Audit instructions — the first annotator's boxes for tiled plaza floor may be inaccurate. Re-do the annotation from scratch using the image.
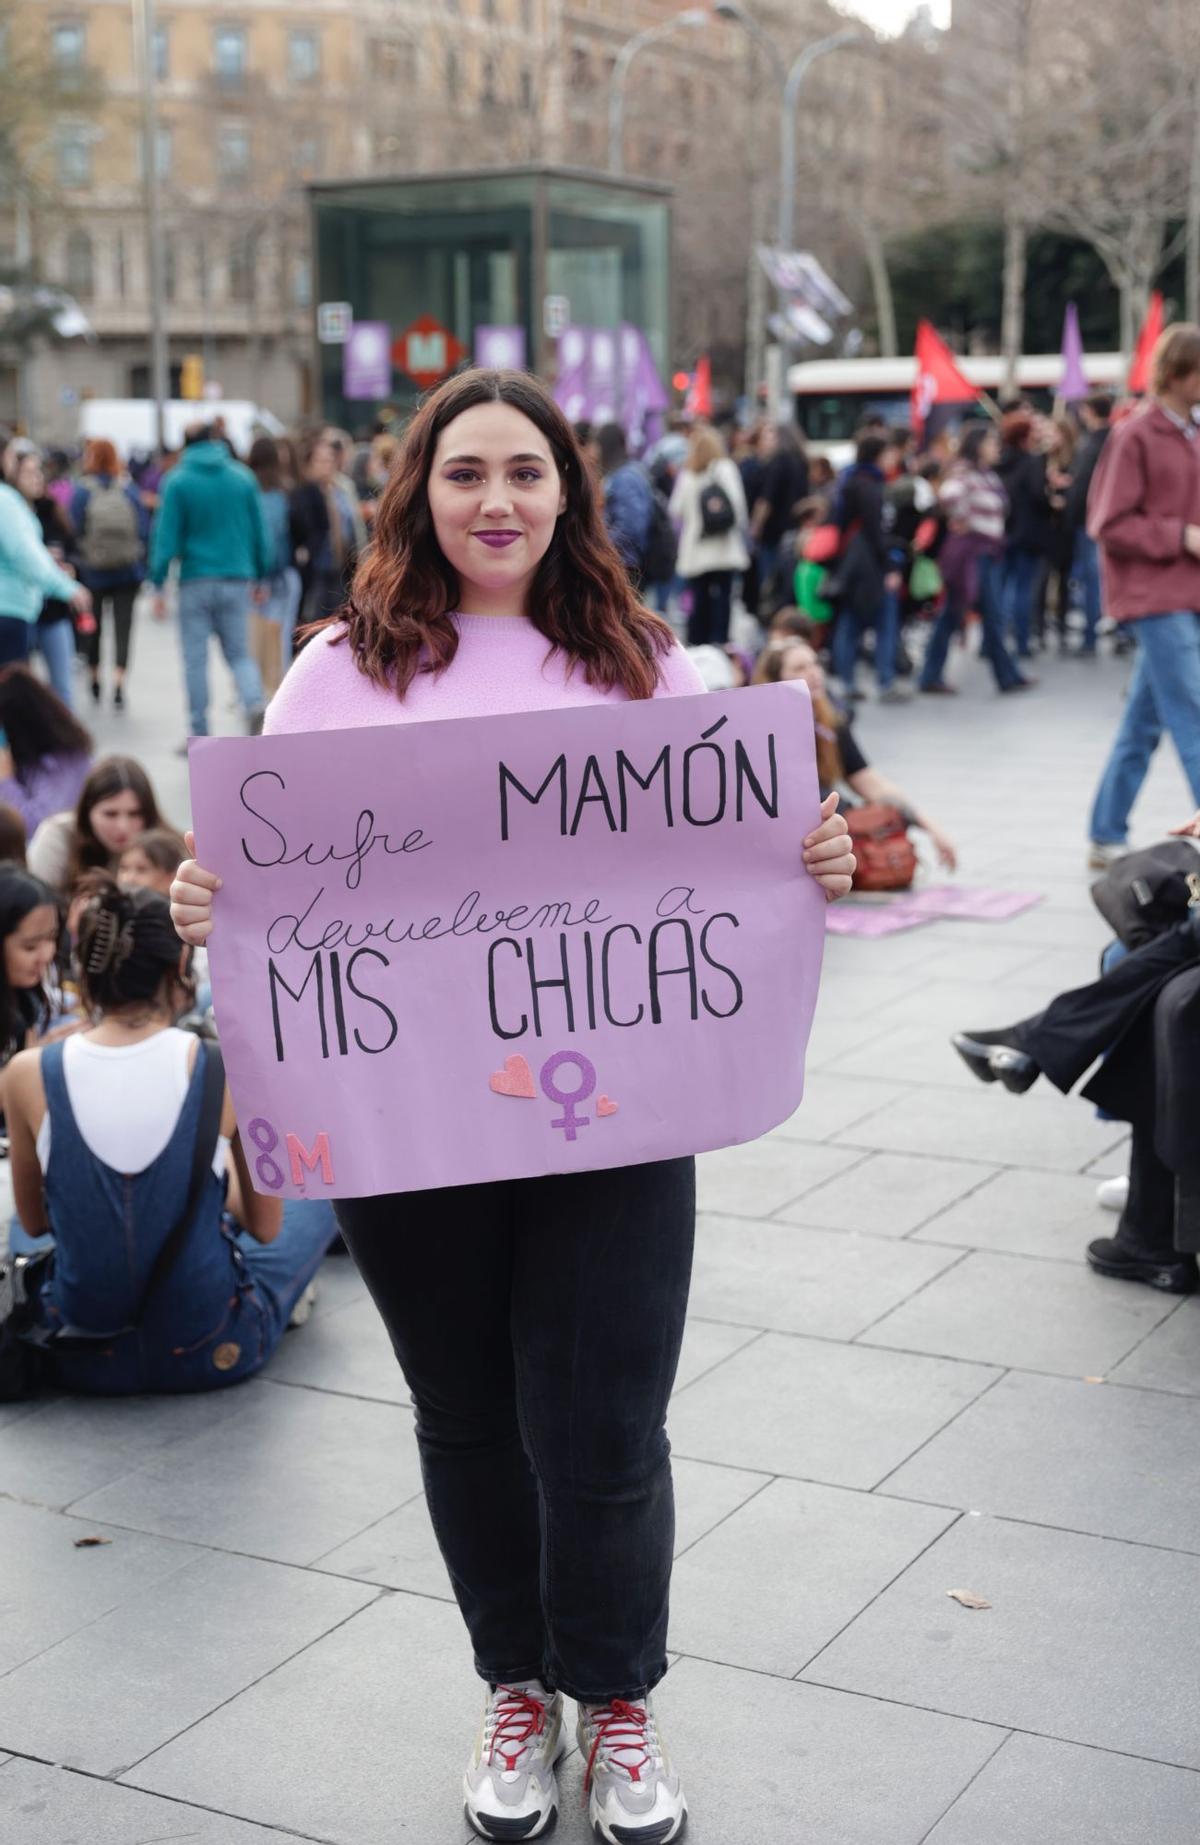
[3,610,1199,1842]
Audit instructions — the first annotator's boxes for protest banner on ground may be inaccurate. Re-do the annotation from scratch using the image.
[189,683,826,1199]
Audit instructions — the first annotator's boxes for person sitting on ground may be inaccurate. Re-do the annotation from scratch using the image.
[0,667,92,843]
[0,867,64,1114]
[754,637,957,868]
[118,826,189,895]
[3,880,338,1393]
[952,808,1200,1295]
[27,755,164,894]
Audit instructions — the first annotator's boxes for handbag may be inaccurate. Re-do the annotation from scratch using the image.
[846,803,919,893]
[908,555,943,602]
[1090,840,1200,950]
[0,1043,226,1401]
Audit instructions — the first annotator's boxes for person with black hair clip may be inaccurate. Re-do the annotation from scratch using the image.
[2,880,336,1393]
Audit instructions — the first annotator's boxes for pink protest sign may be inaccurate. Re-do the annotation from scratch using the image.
[189,684,826,1200]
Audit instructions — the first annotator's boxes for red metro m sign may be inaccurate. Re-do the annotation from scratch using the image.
[392,315,466,390]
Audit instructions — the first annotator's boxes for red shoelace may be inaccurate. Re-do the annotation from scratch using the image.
[583,1699,653,1794]
[487,1687,548,1774]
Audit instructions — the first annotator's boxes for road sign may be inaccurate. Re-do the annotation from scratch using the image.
[317,301,353,345]
[392,314,465,389]
[543,295,570,339]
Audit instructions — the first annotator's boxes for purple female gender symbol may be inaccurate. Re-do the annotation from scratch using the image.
[540,1051,597,1142]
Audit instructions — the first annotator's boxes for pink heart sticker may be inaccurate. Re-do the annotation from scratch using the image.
[490,1055,536,1099]
[597,1095,619,1117]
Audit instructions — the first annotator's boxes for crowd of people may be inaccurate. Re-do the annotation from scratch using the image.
[1,322,1199,1843]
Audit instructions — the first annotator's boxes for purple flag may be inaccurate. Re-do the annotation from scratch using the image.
[475,325,527,370]
[343,322,392,401]
[1059,303,1089,401]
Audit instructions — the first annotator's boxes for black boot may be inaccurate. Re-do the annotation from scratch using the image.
[1086,1236,1197,1294]
[951,1031,1040,1094]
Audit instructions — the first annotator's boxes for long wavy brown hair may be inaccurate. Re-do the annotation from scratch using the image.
[335,369,673,701]
[752,640,844,787]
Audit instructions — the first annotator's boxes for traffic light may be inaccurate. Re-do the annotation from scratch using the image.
[180,353,205,401]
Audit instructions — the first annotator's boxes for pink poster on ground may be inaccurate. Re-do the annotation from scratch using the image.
[189,685,826,1200]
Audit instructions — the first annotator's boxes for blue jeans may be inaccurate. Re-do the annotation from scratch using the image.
[177,577,263,736]
[1073,531,1103,649]
[36,619,76,708]
[1089,611,1200,845]
[1001,546,1040,656]
[834,585,900,692]
[259,566,302,669]
[920,552,1024,691]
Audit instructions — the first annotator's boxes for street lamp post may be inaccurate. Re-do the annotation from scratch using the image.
[608,10,708,176]
[715,1,862,410]
[132,0,170,449]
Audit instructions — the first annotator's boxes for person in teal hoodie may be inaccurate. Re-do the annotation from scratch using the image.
[0,451,92,669]
[149,426,272,737]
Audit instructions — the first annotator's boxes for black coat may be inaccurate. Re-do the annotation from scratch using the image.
[996,447,1052,555]
[832,467,888,621]
[1063,425,1110,535]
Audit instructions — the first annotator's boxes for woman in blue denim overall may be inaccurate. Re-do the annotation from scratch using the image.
[4,880,334,1393]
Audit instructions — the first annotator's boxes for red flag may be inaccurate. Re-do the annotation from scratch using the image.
[1127,292,1164,395]
[911,320,978,439]
[684,355,712,418]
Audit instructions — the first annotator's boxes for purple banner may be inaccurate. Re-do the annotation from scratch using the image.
[343,322,392,401]
[475,325,527,371]
[1059,303,1089,401]
[554,325,668,449]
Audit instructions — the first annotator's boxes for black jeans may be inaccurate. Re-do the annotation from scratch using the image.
[85,582,138,673]
[685,570,734,647]
[335,1157,695,1703]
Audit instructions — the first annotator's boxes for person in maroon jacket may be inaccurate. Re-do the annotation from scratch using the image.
[1087,324,1200,868]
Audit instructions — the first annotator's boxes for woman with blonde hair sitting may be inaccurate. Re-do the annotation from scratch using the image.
[669,426,750,647]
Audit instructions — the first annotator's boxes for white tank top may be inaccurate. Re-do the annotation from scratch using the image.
[37,1029,228,1178]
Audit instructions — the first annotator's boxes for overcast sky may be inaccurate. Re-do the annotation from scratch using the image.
[836,0,951,32]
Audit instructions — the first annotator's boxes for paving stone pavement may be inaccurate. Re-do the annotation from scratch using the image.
[3,614,1199,1842]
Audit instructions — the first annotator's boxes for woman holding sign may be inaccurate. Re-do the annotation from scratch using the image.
[171,369,854,1845]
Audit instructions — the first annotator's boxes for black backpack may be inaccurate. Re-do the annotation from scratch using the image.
[699,474,736,538]
[641,489,678,584]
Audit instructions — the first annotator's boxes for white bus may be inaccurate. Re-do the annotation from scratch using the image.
[788,352,1127,465]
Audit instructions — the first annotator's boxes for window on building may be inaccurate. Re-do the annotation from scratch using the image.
[292,254,312,309]
[481,57,496,105]
[213,24,247,86]
[113,228,127,296]
[371,38,416,85]
[56,125,91,189]
[151,23,169,81]
[288,30,319,83]
[521,0,533,30]
[0,21,10,67]
[228,235,255,304]
[445,47,459,94]
[569,46,591,90]
[291,133,320,176]
[139,124,173,181]
[483,0,496,20]
[519,66,533,111]
[216,122,250,180]
[65,227,93,298]
[163,237,176,302]
[52,21,86,71]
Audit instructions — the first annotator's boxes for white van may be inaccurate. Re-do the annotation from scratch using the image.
[78,399,284,458]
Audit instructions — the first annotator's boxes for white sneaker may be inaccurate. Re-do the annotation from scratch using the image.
[464,1680,565,1840]
[1087,842,1125,871]
[287,1281,318,1328]
[578,1695,687,1843]
[1096,1174,1130,1214]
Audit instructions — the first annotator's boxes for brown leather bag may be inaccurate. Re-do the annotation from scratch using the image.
[846,803,918,893]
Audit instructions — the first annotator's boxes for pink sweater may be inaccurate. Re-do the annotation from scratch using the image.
[264,613,705,734]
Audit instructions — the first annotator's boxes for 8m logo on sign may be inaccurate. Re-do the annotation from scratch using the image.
[392,315,465,389]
